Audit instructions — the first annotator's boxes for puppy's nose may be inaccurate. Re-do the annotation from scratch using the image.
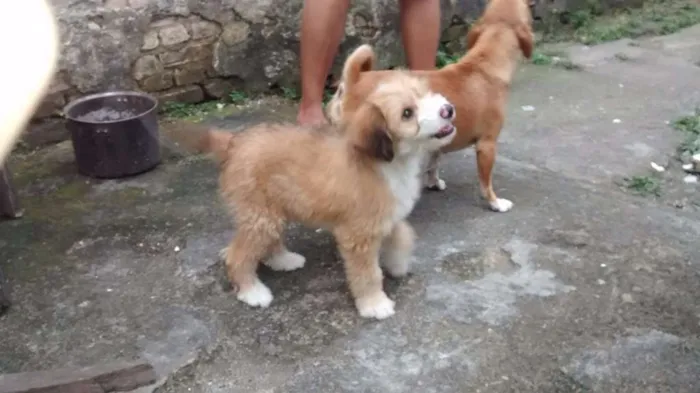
[439,103,455,119]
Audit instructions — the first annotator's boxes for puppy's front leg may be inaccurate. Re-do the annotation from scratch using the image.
[335,230,395,320]
[423,150,447,191]
[476,138,513,213]
[381,220,416,278]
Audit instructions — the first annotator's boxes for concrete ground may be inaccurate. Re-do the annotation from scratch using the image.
[2,26,700,393]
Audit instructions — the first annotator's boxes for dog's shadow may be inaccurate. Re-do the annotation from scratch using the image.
[212,224,403,302]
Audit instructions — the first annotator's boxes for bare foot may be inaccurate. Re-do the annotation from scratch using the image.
[297,103,328,126]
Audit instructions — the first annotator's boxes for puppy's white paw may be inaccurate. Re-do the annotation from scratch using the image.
[237,279,273,308]
[356,292,396,320]
[489,198,514,213]
[264,251,306,271]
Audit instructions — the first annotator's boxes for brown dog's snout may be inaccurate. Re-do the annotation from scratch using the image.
[439,104,455,120]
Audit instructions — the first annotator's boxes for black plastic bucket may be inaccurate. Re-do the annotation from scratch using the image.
[63,91,161,179]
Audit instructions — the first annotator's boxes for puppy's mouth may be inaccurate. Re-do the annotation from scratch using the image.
[432,124,455,139]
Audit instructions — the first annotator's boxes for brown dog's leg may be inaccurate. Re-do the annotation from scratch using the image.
[476,139,513,212]
[263,239,307,272]
[225,218,282,308]
[423,151,446,191]
[335,230,395,319]
[381,220,416,278]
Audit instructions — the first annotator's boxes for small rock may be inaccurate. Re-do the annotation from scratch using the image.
[683,163,694,171]
[613,118,622,124]
[600,263,607,267]
[683,175,698,184]
[521,105,535,112]
[141,30,159,51]
[132,55,164,81]
[597,279,606,285]
[159,23,191,47]
[174,246,180,252]
[190,20,220,40]
[693,154,700,163]
[673,199,687,209]
[650,162,665,172]
[621,293,634,303]
[221,22,251,46]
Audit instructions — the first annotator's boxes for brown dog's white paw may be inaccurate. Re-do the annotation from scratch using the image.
[489,198,514,212]
[237,278,273,308]
[264,250,306,271]
[424,178,447,191]
[355,292,396,320]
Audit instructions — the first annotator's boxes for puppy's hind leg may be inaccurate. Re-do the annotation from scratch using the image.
[335,229,395,320]
[263,239,306,272]
[423,151,446,191]
[381,220,416,278]
[225,218,282,308]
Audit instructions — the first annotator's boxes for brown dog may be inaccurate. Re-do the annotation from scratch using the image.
[326,0,534,213]
[196,72,456,319]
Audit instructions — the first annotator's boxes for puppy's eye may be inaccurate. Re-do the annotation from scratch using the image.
[401,108,413,120]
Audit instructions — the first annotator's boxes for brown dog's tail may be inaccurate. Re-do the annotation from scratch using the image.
[163,120,235,164]
[342,44,375,88]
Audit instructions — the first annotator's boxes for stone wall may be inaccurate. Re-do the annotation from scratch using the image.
[36,0,486,124]
[29,0,638,145]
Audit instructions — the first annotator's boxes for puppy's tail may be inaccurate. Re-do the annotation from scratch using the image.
[200,129,236,164]
[342,44,375,88]
[163,120,235,164]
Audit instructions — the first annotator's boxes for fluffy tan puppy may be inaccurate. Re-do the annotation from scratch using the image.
[326,0,534,213]
[195,73,456,319]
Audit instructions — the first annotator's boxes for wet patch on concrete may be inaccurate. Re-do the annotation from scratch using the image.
[425,238,576,326]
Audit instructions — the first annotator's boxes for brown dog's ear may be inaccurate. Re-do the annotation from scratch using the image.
[515,24,534,59]
[342,44,375,89]
[349,103,394,162]
[466,23,484,50]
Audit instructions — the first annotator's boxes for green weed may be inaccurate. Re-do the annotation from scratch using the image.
[228,90,248,105]
[672,109,700,158]
[624,175,661,197]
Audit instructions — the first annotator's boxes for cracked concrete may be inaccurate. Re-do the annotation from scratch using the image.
[2,26,700,392]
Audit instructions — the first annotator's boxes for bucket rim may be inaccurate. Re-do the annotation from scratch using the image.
[63,90,158,125]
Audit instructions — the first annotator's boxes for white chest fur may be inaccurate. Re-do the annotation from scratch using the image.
[380,152,424,225]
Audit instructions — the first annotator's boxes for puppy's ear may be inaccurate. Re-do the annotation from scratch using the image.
[466,23,484,50]
[342,44,375,89]
[349,103,394,162]
[515,24,534,59]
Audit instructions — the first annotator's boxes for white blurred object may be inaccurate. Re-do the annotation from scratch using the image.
[650,162,665,172]
[683,175,698,184]
[0,0,59,165]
